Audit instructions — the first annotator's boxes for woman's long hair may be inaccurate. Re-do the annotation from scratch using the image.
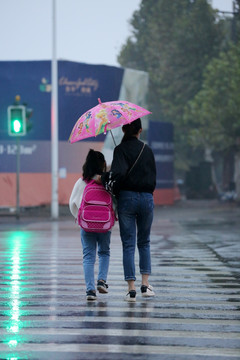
[82,149,106,181]
[122,118,142,142]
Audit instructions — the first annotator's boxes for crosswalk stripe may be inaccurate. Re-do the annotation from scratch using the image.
[0,218,239,360]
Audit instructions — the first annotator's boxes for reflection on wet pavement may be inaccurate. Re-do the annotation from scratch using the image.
[0,209,240,359]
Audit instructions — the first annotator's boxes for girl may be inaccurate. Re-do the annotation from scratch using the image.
[69,149,111,301]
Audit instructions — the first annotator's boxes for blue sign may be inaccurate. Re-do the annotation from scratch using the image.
[148,121,174,189]
[0,60,124,141]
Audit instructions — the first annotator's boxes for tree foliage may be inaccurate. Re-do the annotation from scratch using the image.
[117,0,226,170]
[184,43,240,152]
[118,0,223,125]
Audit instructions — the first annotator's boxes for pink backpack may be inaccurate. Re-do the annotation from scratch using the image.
[78,179,115,233]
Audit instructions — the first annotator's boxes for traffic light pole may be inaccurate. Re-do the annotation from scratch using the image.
[7,97,27,219]
[16,136,20,219]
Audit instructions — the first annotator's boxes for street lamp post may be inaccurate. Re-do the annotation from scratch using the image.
[51,0,59,219]
[217,0,239,43]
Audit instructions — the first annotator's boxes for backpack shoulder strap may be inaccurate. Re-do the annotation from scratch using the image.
[85,179,96,187]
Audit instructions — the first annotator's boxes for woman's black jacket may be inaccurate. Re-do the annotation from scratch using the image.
[102,136,156,198]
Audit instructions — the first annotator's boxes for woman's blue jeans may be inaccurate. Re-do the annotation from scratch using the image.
[118,191,154,281]
[81,229,111,292]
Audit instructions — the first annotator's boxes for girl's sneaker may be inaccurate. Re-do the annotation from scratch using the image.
[97,280,109,293]
[141,284,155,297]
[86,290,97,301]
[125,290,136,302]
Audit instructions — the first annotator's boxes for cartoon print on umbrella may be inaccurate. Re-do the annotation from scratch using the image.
[71,110,93,139]
[69,98,151,144]
[95,108,109,136]
[111,109,123,118]
[84,111,93,133]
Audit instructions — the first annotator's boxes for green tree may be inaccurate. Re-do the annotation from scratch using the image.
[184,43,240,197]
[184,43,240,152]
[118,0,224,170]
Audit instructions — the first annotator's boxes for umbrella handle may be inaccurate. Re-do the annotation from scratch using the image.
[110,130,117,147]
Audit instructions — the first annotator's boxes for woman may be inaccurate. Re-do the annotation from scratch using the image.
[102,118,156,302]
[69,149,111,301]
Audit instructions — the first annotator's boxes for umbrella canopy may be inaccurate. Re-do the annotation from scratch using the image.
[69,98,151,144]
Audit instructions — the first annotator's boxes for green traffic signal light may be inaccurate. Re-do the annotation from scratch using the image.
[8,106,26,136]
[12,119,22,133]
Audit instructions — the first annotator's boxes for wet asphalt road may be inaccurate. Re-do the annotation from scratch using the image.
[0,200,239,359]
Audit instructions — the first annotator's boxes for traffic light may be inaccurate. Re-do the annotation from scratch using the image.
[23,104,33,132]
[8,105,26,136]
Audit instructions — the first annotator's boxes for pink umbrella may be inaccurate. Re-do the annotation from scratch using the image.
[69,98,151,145]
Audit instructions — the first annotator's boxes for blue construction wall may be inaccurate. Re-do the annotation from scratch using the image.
[0,60,124,141]
[0,60,124,206]
[148,121,174,189]
[0,60,124,173]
